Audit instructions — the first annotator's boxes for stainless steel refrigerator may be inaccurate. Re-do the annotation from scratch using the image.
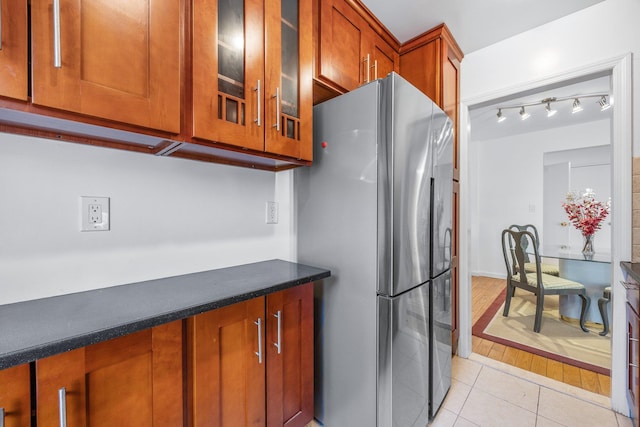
[296,72,453,426]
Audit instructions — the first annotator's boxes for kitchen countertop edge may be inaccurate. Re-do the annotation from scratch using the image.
[621,261,640,283]
[0,259,331,370]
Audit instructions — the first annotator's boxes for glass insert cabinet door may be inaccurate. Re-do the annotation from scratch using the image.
[264,0,312,160]
[192,0,312,161]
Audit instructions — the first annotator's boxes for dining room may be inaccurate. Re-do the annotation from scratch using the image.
[466,72,613,389]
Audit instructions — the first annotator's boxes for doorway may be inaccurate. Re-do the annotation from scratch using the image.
[467,75,613,393]
[457,54,632,413]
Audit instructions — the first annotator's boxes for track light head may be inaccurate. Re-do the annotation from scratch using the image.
[545,102,557,117]
[572,98,583,114]
[497,109,506,123]
[598,95,611,111]
[519,106,530,121]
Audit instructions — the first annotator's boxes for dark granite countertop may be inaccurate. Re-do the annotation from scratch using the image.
[621,261,640,284]
[0,259,330,370]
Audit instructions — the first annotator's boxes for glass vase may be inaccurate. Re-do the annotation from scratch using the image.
[582,234,595,258]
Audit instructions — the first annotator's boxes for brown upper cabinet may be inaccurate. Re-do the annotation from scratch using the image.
[30,0,182,134]
[399,24,463,179]
[367,31,397,86]
[1,0,460,172]
[0,0,28,101]
[192,0,313,161]
[313,0,399,104]
[0,363,31,427]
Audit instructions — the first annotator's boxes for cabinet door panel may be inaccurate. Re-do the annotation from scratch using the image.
[31,0,181,133]
[317,0,364,92]
[265,0,313,160]
[192,0,265,151]
[443,53,460,180]
[189,297,266,427]
[0,0,28,100]
[369,34,397,83]
[36,321,183,427]
[399,40,439,104]
[266,283,313,427]
[86,353,153,426]
[0,364,31,427]
[36,348,87,427]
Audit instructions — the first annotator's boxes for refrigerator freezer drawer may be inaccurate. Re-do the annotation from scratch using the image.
[378,283,430,427]
[431,270,452,418]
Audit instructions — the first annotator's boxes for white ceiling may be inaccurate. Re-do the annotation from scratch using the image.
[359,0,606,53]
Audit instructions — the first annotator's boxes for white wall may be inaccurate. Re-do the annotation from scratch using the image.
[469,119,611,278]
[0,133,295,305]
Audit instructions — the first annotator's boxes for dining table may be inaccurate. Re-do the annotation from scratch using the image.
[539,246,611,325]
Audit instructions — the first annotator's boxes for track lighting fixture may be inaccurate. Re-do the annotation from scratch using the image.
[495,92,609,124]
[572,98,583,114]
[598,95,611,111]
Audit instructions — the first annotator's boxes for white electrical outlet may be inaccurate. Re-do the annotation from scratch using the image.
[266,201,278,224]
[81,196,110,231]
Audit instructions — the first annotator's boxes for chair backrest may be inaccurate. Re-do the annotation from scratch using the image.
[507,224,541,263]
[501,228,542,288]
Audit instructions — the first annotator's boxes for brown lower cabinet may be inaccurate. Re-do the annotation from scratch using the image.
[188,282,314,427]
[2,283,313,426]
[265,284,314,427]
[36,321,184,427]
[0,363,31,427]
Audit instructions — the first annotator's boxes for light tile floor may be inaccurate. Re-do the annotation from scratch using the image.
[307,353,633,427]
[431,354,632,427]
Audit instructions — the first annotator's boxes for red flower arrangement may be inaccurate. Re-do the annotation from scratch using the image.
[562,189,610,237]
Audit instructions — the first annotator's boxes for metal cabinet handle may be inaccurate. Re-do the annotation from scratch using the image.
[273,310,282,354]
[53,0,62,67]
[1,407,5,427]
[631,363,639,369]
[254,80,261,127]
[631,337,639,343]
[58,387,67,427]
[373,60,378,80]
[272,88,280,131]
[363,54,370,83]
[255,318,263,364]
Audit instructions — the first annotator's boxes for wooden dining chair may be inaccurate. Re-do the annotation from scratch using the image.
[508,224,560,277]
[501,228,590,333]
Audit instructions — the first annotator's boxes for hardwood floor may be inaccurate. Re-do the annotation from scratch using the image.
[471,275,611,396]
